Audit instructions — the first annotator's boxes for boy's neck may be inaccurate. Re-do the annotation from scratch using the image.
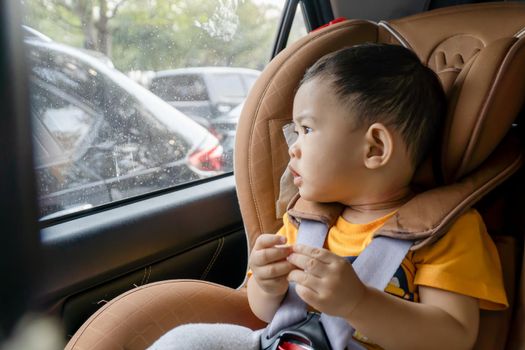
[342,187,414,224]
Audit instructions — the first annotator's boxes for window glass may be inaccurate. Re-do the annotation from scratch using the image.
[208,74,245,99]
[31,83,105,216]
[23,0,306,219]
[150,75,209,102]
[38,93,95,154]
[242,75,257,92]
[288,5,308,46]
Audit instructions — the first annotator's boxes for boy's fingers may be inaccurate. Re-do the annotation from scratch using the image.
[257,276,289,293]
[292,244,333,263]
[254,234,287,250]
[250,246,292,267]
[286,253,326,277]
[255,260,295,280]
[288,269,321,293]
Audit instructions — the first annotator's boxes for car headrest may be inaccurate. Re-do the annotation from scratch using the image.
[382,2,525,184]
[235,3,525,250]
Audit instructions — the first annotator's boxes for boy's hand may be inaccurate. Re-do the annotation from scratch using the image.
[287,244,367,319]
[249,234,294,296]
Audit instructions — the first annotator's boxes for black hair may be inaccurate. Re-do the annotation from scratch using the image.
[300,43,447,168]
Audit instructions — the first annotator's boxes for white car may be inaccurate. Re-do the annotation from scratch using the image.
[26,35,223,218]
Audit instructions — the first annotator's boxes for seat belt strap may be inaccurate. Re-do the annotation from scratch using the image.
[321,236,413,350]
[267,219,328,337]
[266,219,412,350]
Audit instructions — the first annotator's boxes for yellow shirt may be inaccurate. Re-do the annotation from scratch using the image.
[277,209,508,310]
[276,209,508,348]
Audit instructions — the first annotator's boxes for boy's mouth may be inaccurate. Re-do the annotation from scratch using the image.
[289,166,300,177]
[289,166,302,185]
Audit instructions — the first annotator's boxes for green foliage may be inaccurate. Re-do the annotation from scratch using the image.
[22,0,285,72]
[22,0,85,47]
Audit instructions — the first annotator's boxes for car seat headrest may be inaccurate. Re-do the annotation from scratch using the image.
[235,3,525,250]
[381,2,525,183]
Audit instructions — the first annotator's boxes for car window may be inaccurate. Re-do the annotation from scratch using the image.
[23,0,307,220]
[150,75,209,102]
[208,73,245,99]
[34,86,97,156]
[242,74,259,92]
[29,50,196,219]
[31,83,106,217]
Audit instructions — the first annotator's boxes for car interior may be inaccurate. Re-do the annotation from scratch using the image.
[1,0,525,350]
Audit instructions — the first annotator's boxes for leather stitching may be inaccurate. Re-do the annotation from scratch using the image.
[201,237,224,280]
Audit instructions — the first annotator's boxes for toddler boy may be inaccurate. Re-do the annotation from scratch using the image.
[247,43,507,350]
[148,43,507,350]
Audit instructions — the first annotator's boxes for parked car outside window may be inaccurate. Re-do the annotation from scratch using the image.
[148,67,261,170]
[27,35,223,219]
[149,67,260,119]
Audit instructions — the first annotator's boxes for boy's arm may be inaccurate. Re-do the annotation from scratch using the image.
[287,244,480,350]
[247,276,286,322]
[348,285,479,350]
[247,234,294,322]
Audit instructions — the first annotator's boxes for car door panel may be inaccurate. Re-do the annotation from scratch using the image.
[38,175,247,335]
[61,226,246,336]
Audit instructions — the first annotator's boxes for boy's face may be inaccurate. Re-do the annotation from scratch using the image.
[289,78,369,204]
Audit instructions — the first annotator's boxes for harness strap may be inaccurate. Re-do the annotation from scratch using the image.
[267,220,327,336]
[320,236,413,350]
[266,219,412,350]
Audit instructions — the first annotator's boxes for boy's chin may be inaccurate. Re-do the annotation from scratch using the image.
[298,189,335,203]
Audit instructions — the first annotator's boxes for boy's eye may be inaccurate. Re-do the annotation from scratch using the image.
[290,125,312,136]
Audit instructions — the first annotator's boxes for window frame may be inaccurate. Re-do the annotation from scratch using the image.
[271,0,334,57]
[0,0,41,338]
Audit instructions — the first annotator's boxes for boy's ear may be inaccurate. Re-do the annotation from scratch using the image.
[363,123,393,169]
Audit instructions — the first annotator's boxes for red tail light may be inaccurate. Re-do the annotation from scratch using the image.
[207,126,223,141]
[189,143,223,171]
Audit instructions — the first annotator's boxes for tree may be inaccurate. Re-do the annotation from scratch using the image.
[23,0,284,72]
[23,0,128,55]
[110,0,280,71]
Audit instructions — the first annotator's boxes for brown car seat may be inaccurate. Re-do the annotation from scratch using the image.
[65,3,525,349]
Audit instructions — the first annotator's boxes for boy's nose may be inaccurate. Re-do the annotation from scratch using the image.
[288,142,301,158]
